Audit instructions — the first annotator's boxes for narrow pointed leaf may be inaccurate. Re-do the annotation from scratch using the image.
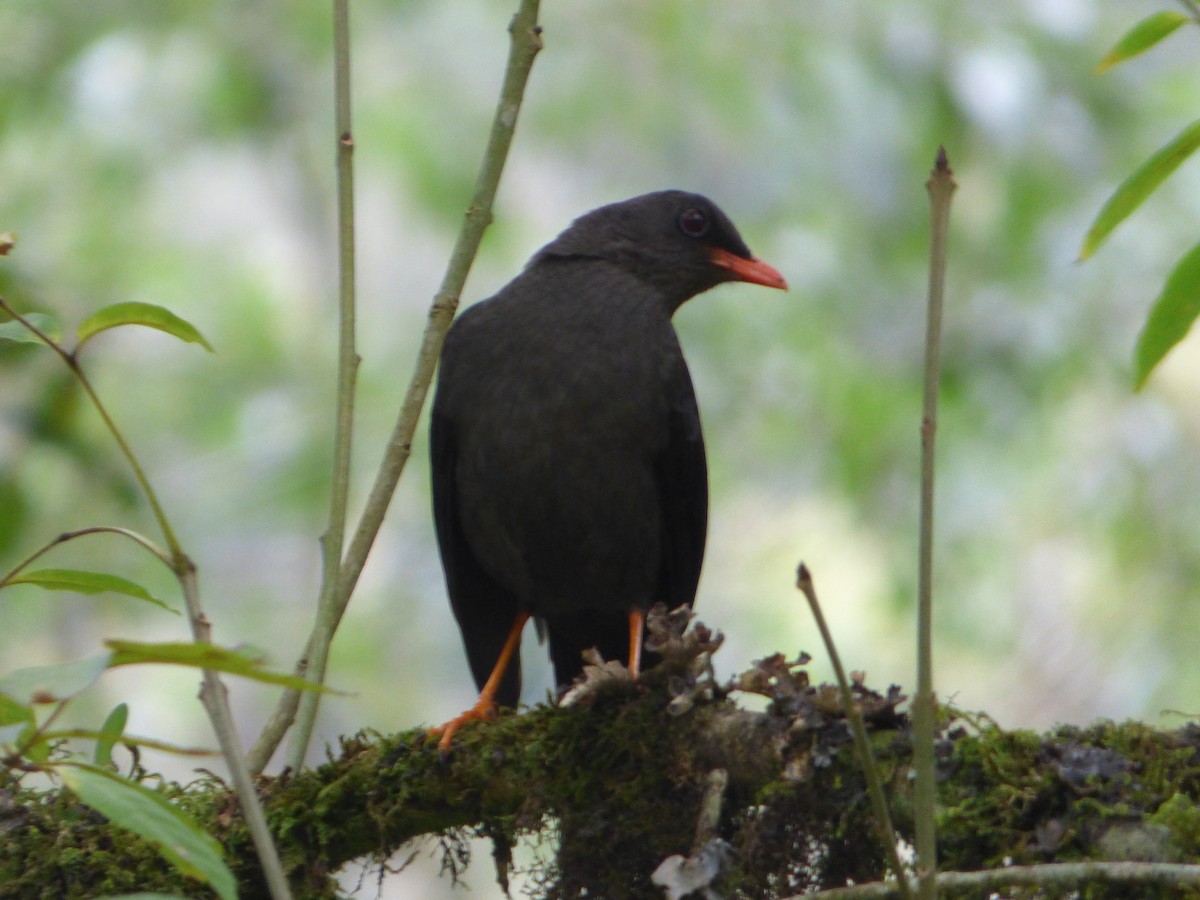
[76,301,213,352]
[1134,240,1200,389]
[1097,11,1189,72]
[93,702,129,767]
[0,652,112,705]
[60,763,235,900]
[0,312,62,345]
[1080,119,1200,260]
[41,727,212,758]
[106,639,336,692]
[5,567,175,612]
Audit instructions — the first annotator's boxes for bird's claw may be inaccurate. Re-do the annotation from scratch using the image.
[427,699,498,751]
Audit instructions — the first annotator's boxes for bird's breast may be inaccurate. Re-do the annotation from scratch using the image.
[444,289,686,614]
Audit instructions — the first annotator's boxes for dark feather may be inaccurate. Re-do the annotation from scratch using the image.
[430,408,523,707]
[430,190,783,705]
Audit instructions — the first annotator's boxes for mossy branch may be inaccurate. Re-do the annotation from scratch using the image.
[7,673,1200,899]
[808,862,1200,899]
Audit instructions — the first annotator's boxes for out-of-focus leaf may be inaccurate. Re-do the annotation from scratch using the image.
[76,301,214,352]
[1080,119,1200,260]
[0,652,112,705]
[1096,11,1189,72]
[1134,240,1200,389]
[106,640,335,692]
[0,312,62,345]
[0,693,35,747]
[4,568,175,612]
[93,702,129,767]
[0,231,14,255]
[60,763,235,900]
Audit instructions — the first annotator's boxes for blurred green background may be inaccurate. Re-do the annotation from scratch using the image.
[3,0,1200,894]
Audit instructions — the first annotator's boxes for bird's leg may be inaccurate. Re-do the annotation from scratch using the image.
[627,609,645,679]
[429,612,530,751]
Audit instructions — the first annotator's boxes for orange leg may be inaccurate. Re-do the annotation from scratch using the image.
[628,609,645,679]
[429,612,530,751]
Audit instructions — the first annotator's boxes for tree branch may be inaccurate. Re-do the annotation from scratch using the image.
[8,667,1199,898]
[249,0,544,776]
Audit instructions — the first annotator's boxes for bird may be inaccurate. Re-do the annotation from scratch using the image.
[428,190,787,749]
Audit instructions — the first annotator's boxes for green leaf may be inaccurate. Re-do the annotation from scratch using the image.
[60,763,236,900]
[106,640,335,692]
[0,693,35,747]
[76,301,214,352]
[93,703,129,767]
[1080,119,1200,260]
[1097,11,1189,72]
[0,652,112,705]
[0,312,62,345]
[5,568,176,612]
[98,895,194,900]
[1134,240,1200,389]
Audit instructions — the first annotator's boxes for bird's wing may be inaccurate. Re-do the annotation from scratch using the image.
[654,364,709,609]
[430,406,523,707]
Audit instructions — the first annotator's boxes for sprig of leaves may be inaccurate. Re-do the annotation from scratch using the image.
[1083,11,1200,388]
[0,642,330,897]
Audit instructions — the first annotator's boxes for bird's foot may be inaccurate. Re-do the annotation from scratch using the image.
[427,698,498,751]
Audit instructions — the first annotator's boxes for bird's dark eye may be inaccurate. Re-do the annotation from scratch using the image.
[678,207,710,238]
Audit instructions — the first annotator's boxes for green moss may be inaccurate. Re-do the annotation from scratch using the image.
[1151,793,1200,858]
[5,693,1200,897]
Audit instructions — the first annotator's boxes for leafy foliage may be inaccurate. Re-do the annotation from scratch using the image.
[3,2,1200,896]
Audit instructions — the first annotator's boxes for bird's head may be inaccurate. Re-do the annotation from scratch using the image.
[534,190,788,310]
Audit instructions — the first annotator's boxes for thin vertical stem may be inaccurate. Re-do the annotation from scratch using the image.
[183,569,293,900]
[797,565,913,900]
[914,146,956,900]
[282,0,359,774]
[250,0,544,774]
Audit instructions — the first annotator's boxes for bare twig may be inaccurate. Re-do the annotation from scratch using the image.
[914,146,956,899]
[694,768,728,846]
[796,565,912,900]
[335,0,543,623]
[180,568,293,900]
[279,0,360,775]
[249,0,545,773]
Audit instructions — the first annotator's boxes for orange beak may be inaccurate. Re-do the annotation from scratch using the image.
[707,247,788,290]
